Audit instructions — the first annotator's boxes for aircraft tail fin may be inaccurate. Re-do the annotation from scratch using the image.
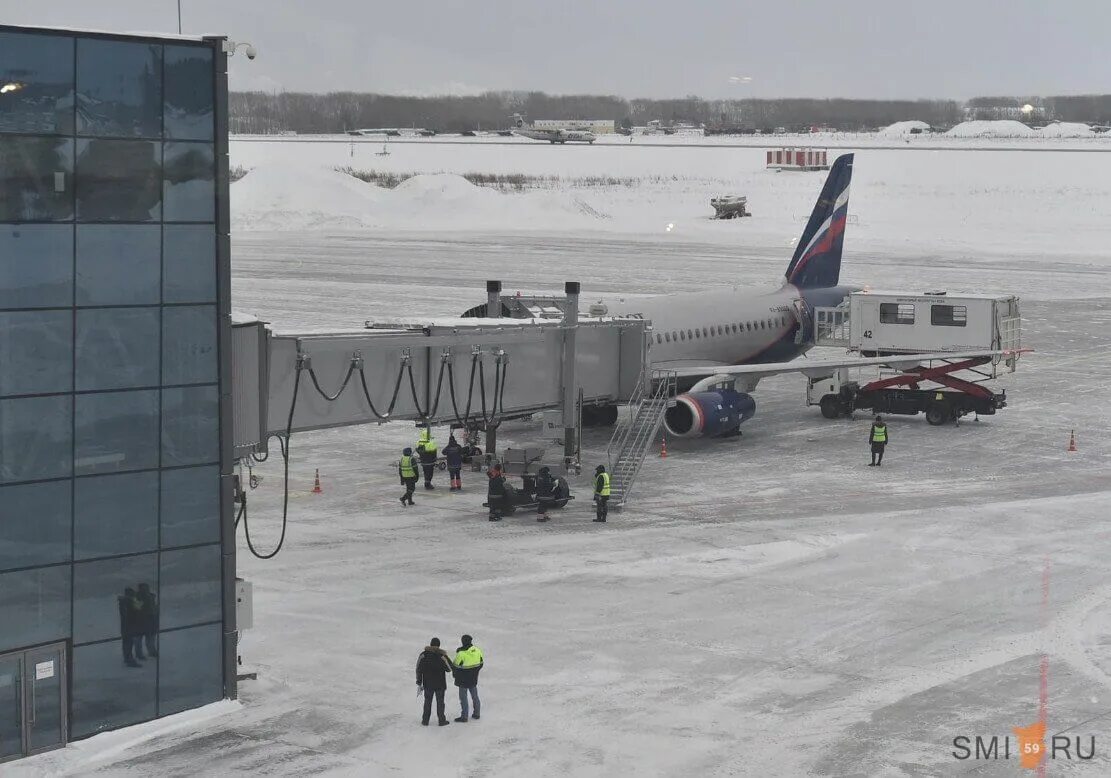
[784,153,854,289]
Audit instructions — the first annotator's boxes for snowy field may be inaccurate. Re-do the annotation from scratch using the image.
[15,139,1111,777]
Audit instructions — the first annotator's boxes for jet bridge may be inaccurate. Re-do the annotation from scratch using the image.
[231,283,648,468]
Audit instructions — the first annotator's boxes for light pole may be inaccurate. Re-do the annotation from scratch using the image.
[177,0,182,34]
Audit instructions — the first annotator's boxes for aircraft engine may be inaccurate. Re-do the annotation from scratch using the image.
[663,390,756,438]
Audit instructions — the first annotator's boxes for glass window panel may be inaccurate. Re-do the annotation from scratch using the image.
[74,390,158,476]
[163,305,216,385]
[164,46,214,141]
[0,395,72,484]
[0,136,74,221]
[0,32,75,135]
[0,225,73,309]
[162,385,219,467]
[158,623,222,716]
[75,225,160,305]
[163,142,214,222]
[160,544,221,630]
[0,480,71,572]
[71,640,156,739]
[161,465,220,548]
[0,565,70,653]
[163,225,215,303]
[75,39,162,139]
[73,553,156,643]
[0,310,72,396]
[76,307,159,391]
[74,471,158,560]
[75,139,161,222]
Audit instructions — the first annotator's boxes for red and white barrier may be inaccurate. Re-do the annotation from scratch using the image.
[766,148,829,170]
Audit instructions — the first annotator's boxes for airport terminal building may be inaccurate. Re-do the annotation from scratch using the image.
[1,25,236,763]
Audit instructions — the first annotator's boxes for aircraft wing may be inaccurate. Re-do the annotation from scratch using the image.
[668,350,1023,382]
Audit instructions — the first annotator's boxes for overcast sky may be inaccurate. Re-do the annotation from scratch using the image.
[3,1,1108,99]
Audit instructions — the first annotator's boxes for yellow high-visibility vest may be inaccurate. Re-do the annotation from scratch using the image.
[871,425,887,443]
[596,472,611,496]
[454,645,484,668]
[400,455,418,478]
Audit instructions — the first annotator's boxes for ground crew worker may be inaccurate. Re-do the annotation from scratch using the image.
[452,634,484,722]
[443,435,464,491]
[535,466,556,522]
[416,637,453,726]
[399,447,419,505]
[869,415,889,467]
[416,428,439,489]
[487,465,507,521]
[593,464,611,522]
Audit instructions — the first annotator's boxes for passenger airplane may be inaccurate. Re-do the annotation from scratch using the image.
[579,153,860,436]
[510,114,597,144]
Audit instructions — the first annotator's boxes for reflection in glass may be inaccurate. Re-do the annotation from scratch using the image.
[0,395,72,484]
[0,135,74,221]
[75,224,160,305]
[163,225,216,303]
[72,553,156,643]
[158,623,222,716]
[74,390,159,476]
[76,307,159,391]
[161,465,220,547]
[75,39,162,138]
[0,565,71,653]
[76,139,161,222]
[0,225,73,309]
[163,142,215,222]
[74,471,158,560]
[160,544,221,629]
[163,306,217,385]
[161,385,219,466]
[0,310,72,396]
[71,640,156,738]
[164,46,214,141]
[0,32,75,135]
[0,480,71,572]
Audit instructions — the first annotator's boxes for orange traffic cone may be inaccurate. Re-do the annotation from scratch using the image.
[1068,430,1077,452]
[312,468,323,493]
[659,438,668,458]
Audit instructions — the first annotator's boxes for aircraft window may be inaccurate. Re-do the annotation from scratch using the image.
[663,332,670,343]
[731,324,737,333]
[687,329,693,339]
[880,303,915,325]
[702,327,709,338]
[931,304,967,327]
[761,320,767,329]
[718,325,725,335]
[679,331,685,341]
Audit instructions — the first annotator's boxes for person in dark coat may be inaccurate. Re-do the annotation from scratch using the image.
[135,582,158,659]
[399,447,419,506]
[868,415,889,467]
[535,466,556,522]
[443,435,464,491]
[487,465,507,522]
[117,587,142,667]
[416,637,453,726]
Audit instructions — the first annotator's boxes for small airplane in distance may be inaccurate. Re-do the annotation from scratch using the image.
[510,114,597,144]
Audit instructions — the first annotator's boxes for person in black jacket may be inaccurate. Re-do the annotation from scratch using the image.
[443,435,464,491]
[487,465,507,522]
[117,587,142,667]
[535,466,556,522]
[135,582,158,659]
[416,637,453,726]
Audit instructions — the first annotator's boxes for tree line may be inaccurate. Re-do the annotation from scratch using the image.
[228,90,1111,135]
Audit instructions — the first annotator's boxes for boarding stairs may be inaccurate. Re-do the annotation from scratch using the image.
[606,369,677,508]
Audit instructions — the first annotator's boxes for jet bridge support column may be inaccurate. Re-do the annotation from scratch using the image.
[562,281,580,470]
[485,280,501,460]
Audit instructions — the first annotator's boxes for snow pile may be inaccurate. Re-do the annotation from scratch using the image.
[878,120,930,138]
[232,167,608,231]
[231,163,385,230]
[945,120,1037,138]
[1038,121,1094,138]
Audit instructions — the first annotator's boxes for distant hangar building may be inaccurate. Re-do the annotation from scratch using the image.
[531,119,616,134]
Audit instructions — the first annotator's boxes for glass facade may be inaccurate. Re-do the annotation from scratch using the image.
[0,26,231,748]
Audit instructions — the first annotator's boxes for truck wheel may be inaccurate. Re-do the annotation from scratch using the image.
[819,395,843,419]
[925,402,949,426]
